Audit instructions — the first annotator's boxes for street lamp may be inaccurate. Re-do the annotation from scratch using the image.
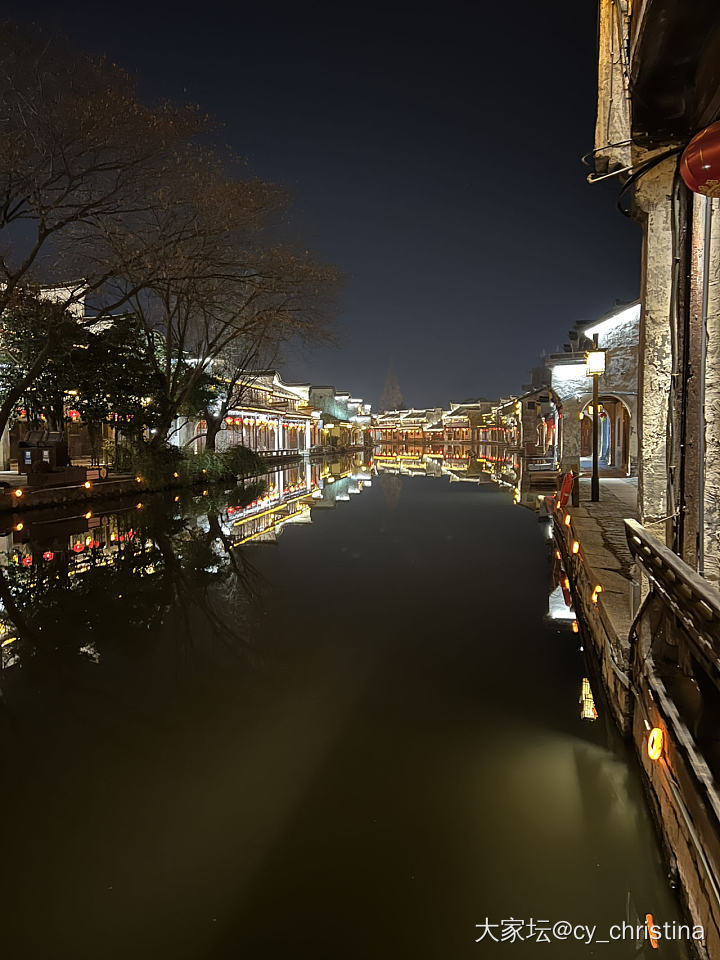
[585,333,606,502]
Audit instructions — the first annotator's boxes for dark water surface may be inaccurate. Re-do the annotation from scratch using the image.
[0,464,685,958]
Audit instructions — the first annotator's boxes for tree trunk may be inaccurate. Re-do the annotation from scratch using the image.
[148,407,178,449]
[205,416,222,452]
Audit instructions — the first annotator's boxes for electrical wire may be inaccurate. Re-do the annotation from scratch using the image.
[615,147,683,217]
[581,139,635,167]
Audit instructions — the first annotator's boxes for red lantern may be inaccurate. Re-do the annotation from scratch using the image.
[67,409,81,421]
[681,122,720,197]
[72,542,84,553]
[42,550,54,561]
[21,555,32,567]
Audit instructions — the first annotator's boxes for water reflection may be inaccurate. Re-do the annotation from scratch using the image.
[0,453,689,959]
[0,454,372,676]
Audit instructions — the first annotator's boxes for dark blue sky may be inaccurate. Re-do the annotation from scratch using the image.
[4,0,640,408]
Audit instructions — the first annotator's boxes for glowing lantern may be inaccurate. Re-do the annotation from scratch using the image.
[225,417,234,425]
[42,551,54,561]
[647,727,664,761]
[67,409,81,421]
[564,513,571,526]
[680,121,720,197]
[72,542,84,553]
[572,540,580,554]
[585,350,606,376]
[571,620,579,633]
[21,555,32,567]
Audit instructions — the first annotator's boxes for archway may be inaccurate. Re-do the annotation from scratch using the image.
[579,395,632,475]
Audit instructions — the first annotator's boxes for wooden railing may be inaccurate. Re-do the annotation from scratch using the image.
[625,518,720,687]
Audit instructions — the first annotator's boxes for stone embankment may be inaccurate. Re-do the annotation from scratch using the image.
[556,477,720,960]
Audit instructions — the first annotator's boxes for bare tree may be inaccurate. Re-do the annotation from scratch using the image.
[0,22,210,438]
[116,167,338,448]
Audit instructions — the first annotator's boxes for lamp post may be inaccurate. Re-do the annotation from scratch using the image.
[585,333,606,502]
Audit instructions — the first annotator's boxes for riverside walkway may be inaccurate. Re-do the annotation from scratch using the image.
[557,473,720,959]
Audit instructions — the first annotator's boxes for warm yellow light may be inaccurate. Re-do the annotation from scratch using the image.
[592,584,604,603]
[173,472,179,478]
[14,522,23,531]
[84,511,92,519]
[571,620,579,633]
[136,476,143,483]
[84,481,91,489]
[563,577,570,590]
[136,503,143,510]
[564,513,571,526]
[14,489,22,498]
[555,549,561,560]
[585,349,606,376]
[174,495,180,502]
[646,914,660,950]
[578,411,583,420]
[572,540,580,554]
[647,728,663,761]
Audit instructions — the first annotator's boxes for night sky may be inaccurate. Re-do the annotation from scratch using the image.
[3,1,641,408]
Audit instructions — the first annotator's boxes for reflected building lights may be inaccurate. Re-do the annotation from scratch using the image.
[580,677,598,721]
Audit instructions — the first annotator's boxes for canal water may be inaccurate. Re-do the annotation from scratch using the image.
[0,458,687,958]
